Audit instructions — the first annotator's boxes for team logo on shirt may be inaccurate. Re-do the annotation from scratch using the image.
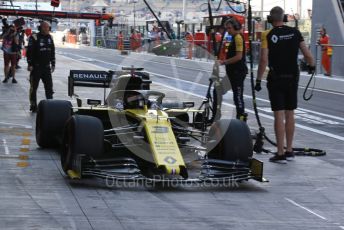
[271,35,279,43]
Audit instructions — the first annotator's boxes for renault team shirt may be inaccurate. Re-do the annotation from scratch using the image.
[261,25,304,75]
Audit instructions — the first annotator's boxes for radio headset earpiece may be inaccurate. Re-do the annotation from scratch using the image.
[267,14,288,24]
[37,21,52,32]
[225,17,242,30]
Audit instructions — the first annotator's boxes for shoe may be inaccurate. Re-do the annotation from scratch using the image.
[285,151,295,160]
[2,77,9,83]
[16,65,21,69]
[12,78,17,84]
[30,105,37,113]
[237,113,248,122]
[269,153,287,164]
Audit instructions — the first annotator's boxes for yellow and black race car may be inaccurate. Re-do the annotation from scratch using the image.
[35,67,266,185]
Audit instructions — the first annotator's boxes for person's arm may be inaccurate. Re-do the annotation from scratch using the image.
[220,34,243,65]
[257,48,268,81]
[13,34,19,45]
[299,41,315,68]
[255,30,269,91]
[26,35,35,69]
[256,30,269,81]
[221,51,242,65]
[50,36,56,72]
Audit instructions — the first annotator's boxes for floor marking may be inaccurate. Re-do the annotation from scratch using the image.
[0,154,28,159]
[285,198,327,220]
[16,161,29,167]
[18,155,29,160]
[297,108,344,122]
[22,132,32,137]
[2,139,9,155]
[20,147,30,152]
[0,122,32,129]
[339,226,344,229]
[60,52,344,141]
[21,139,31,145]
[20,136,31,153]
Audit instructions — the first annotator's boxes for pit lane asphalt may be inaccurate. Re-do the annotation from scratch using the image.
[0,46,343,230]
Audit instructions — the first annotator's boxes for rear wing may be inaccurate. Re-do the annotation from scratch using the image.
[68,70,113,97]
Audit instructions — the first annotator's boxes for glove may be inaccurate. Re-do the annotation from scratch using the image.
[51,65,55,73]
[27,65,33,72]
[307,65,315,74]
[255,79,262,92]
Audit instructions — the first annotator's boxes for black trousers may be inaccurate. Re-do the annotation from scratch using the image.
[227,70,246,118]
[29,66,54,106]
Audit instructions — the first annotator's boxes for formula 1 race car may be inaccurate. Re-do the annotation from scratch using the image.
[35,67,266,185]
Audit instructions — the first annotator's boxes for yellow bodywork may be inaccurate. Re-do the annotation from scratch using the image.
[127,108,186,176]
[74,105,187,176]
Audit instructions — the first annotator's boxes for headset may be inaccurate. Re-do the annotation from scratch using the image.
[37,21,51,32]
[267,14,288,24]
[224,17,242,30]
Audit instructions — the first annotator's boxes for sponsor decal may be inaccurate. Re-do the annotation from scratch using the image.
[271,35,278,43]
[72,73,108,80]
[164,156,177,164]
[152,126,168,133]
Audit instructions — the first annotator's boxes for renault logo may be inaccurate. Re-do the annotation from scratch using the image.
[271,35,279,43]
[164,156,177,164]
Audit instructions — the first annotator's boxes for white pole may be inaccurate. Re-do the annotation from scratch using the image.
[182,0,186,21]
[261,0,264,18]
[297,0,301,17]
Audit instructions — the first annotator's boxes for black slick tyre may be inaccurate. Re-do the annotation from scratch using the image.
[61,115,104,174]
[207,119,253,162]
[36,100,72,148]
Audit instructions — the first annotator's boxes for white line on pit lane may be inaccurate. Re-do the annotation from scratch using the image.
[297,108,344,122]
[0,122,32,129]
[2,139,9,155]
[59,52,344,141]
[285,198,327,220]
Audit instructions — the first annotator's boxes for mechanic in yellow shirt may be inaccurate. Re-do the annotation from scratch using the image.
[219,17,248,121]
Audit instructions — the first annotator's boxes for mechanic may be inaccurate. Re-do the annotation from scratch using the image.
[255,6,315,163]
[27,21,55,112]
[219,17,248,121]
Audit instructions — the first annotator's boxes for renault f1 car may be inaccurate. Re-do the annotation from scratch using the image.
[35,67,266,184]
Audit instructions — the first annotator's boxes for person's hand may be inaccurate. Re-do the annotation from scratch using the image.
[218,60,225,65]
[27,65,33,72]
[255,79,262,92]
[51,65,55,73]
[307,65,315,74]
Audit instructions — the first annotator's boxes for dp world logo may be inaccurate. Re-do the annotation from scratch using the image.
[271,35,279,43]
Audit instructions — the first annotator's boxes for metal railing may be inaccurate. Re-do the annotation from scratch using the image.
[314,43,344,76]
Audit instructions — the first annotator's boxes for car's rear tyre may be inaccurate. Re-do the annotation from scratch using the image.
[61,115,104,174]
[36,100,72,148]
[207,119,253,162]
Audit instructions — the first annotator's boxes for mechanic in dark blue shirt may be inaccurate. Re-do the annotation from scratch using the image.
[27,21,56,112]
